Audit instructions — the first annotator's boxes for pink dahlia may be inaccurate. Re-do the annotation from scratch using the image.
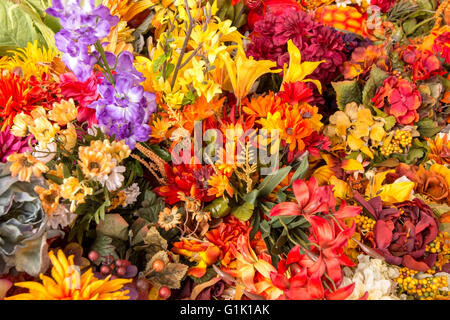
[372,76,422,125]
[0,127,34,163]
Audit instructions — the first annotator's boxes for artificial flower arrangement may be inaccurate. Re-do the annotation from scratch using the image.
[0,0,449,301]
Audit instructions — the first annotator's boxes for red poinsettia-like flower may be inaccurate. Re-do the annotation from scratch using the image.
[402,48,443,81]
[277,81,314,105]
[154,163,216,204]
[372,76,421,125]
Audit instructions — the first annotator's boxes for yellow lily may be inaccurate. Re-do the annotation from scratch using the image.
[282,40,324,93]
[220,48,279,101]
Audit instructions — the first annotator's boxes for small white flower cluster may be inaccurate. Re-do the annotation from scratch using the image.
[96,160,126,192]
[47,203,76,229]
[341,254,405,300]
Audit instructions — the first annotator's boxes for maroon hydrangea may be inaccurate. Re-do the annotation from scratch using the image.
[246,9,348,84]
[0,127,34,163]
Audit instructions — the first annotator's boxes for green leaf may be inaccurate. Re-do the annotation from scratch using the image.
[331,80,362,110]
[362,66,389,108]
[204,197,231,218]
[403,18,417,35]
[416,118,442,138]
[90,232,118,264]
[257,166,291,198]
[149,144,172,162]
[243,189,258,205]
[384,116,397,131]
[407,147,425,163]
[45,173,63,185]
[231,202,254,221]
[96,214,129,241]
[164,63,175,80]
[289,157,309,186]
[0,0,45,55]
[152,54,168,74]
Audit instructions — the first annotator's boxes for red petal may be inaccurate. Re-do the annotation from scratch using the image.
[292,179,310,209]
[374,220,393,249]
[269,202,302,216]
[325,283,355,300]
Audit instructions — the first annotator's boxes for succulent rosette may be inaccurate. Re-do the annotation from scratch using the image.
[0,163,48,277]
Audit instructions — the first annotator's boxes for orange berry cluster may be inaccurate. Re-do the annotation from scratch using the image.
[395,267,448,300]
[380,130,412,157]
[426,232,450,270]
[354,214,376,231]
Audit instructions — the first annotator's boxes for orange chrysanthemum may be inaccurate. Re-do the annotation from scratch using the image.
[428,133,450,165]
[242,92,282,119]
[6,250,131,300]
[7,152,49,182]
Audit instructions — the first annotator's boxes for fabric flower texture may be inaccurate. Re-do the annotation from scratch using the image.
[372,76,422,125]
[46,0,119,81]
[0,163,48,277]
[354,193,440,271]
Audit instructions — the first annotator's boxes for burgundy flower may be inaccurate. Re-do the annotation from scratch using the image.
[247,9,348,84]
[354,193,439,271]
[0,127,34,163]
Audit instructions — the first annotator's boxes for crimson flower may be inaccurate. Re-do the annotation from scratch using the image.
[372,76,421,125]
[269,177,334,218]
[59,72,101,125]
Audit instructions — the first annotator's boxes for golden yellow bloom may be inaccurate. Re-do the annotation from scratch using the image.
[108,140,131,162]
[48,163,64,179]
[0,40,58,79]
[10,112,33,137]
[34,183,61,215]
[208,174,233,198]
[220,48,279,101]
[59,122,77,152]
[158,206,182,231]
[60,177,93,211]
[6,250,131,300]
[365,170,414,203]
[7,153,48,182]
[78,140,115,179]
[28,116,60,149]
[282,40,324,93]
[48,99,78,126]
